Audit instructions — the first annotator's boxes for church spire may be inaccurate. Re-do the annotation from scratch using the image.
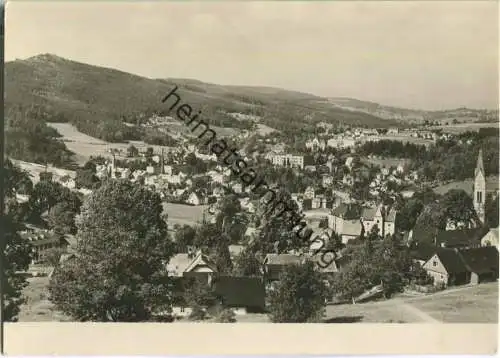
[475,149,485,178]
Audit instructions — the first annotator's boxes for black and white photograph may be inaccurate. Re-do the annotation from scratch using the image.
[2,0,498,355]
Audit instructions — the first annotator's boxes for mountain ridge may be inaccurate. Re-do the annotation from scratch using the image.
[5,53,403,142]
[12,54,498,114]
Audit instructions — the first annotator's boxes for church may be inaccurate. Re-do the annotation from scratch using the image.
[473,149,499,224]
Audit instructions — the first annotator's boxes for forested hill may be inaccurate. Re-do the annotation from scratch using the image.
[5,54,401,143]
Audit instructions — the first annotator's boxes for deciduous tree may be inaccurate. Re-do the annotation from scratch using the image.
[47,201,79,235]
[174,224,196,252]
[75,168,100,189]
[267,261,328,323]
[485,194,499,228]
[442,189,479,227]
[49,180,174,321]
[127,144,139,158]
[232,247,262,277]
[2,215,33,321]
[396,198,424,231]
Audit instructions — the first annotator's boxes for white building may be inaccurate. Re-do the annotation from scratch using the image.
[361,205,397,237]
[304,186,316,200]
[186,192,201,206]
[271,154,304,169]
[305,138,326,151]
[322,175,334,187]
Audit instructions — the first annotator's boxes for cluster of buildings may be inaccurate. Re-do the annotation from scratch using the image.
[301,127,456,154]
[327,203,397,243]
[21,116,500,306]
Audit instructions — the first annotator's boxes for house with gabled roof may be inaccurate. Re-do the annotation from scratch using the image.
[338,220,363,244]
[409,241,440,266]
[170,274,267,318]
[330,203,361,236]
[459,246,499,284]
[167,251,218,283]
[384,207,397,236]
[186,192,201,206]
[422,248,468,286]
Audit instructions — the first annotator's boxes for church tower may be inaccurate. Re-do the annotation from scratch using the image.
[473,149,486,224]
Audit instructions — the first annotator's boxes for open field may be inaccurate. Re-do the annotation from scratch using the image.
[433,179,474,196]
[430,122,499,134]
[408,282,498,323]
[19,275,497,323]
[162,119,240,138]
[324,282,498,323]
[359,135,434,146]
[47,123,176,165]
[162,203,208,227]
[256,123,277,135]
[324,300,425,323]
[18,276,71,322]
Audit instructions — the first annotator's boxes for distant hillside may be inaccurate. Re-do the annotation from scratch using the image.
[329,97,499,125]
[5,54,402,145]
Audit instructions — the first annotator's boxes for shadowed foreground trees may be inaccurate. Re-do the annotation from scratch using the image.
[49,180,175,321]
[3,160,34,321]
[2,215,33,321]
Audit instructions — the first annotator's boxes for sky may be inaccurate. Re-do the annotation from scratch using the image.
[5,1,499,110]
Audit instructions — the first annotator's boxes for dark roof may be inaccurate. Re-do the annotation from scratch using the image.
[436,228,485,247]
[331,203,361,219]
[213,276,266,310]
[458,247,499,274]
[435,249,468,274]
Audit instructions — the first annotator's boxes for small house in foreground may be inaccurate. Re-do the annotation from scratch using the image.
[481,228,499,249]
